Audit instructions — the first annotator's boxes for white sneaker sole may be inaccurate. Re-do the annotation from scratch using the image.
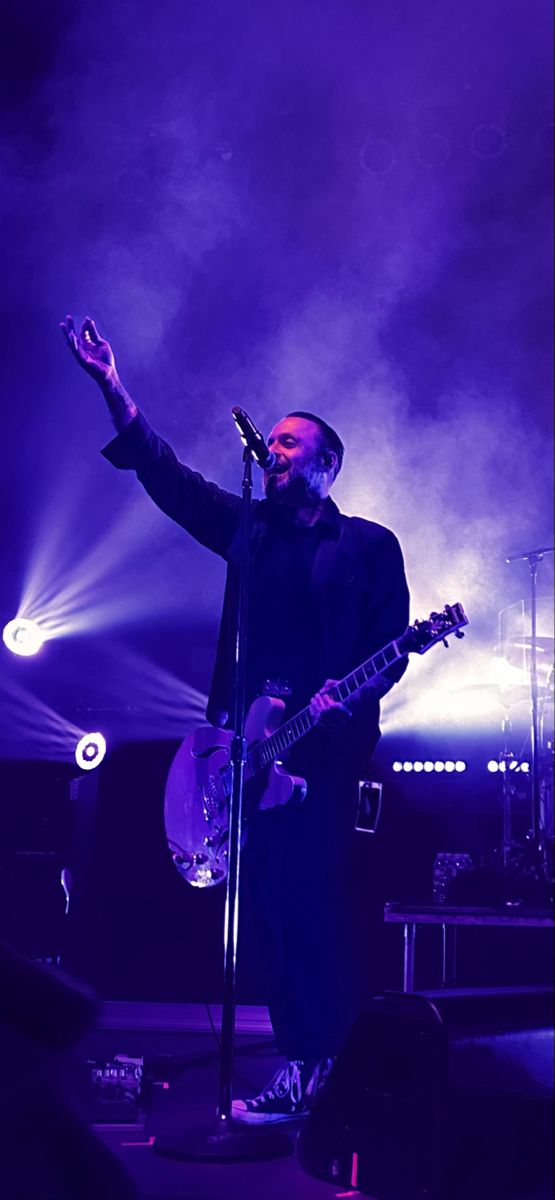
[231,1104,308,1125]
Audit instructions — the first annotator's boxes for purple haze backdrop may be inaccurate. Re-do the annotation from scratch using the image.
[0,0,553,758]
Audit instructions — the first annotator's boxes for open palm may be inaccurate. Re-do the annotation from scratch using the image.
[60,315,116,384]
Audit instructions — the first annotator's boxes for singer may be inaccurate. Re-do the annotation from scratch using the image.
[60,315,410,1123]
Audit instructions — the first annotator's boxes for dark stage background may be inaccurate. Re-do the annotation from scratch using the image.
[0,736,552,1004]
[0,0,553,1002]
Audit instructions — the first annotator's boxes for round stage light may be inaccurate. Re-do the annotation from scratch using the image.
[3,617,44,657]
[403,761,414,773]
[75,732,106,772]
[444,760,455,773]
[487,760,499,773]
[455,761,467,773]
[413,761,424,773]
[392,761,403,773]
[424,761,434,773]
[434,761,445,773]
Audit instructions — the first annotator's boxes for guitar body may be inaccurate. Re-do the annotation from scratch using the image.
[164,695,308,888]
[164,603,468,889]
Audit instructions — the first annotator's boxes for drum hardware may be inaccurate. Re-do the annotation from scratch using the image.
[501,547,554,892]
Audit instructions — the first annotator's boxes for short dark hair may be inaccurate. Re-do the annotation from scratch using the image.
[286,411,345,478]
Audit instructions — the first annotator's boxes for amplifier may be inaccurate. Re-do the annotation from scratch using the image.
[297,987,554,1200]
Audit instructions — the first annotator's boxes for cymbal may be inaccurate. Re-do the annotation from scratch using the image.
[507,636,554,654]
[454,683,548,707]
[497,637,554,677]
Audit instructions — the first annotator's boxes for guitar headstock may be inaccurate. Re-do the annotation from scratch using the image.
[399,603,469,656]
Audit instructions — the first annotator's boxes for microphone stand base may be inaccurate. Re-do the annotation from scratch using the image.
[154,1115,293,1163]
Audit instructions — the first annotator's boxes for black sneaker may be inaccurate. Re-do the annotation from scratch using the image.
[232,1057,335,1125]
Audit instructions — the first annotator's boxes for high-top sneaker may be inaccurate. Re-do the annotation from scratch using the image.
[232,1056,335,1124]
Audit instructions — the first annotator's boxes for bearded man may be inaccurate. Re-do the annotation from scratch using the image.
[61,314,410,1123]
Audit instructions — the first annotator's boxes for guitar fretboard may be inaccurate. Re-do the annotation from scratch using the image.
[246,638,403,777]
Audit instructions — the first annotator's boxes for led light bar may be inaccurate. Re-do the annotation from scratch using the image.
[392,760,467,774]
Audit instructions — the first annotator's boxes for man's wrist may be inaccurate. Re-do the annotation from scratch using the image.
[101,373,138,432]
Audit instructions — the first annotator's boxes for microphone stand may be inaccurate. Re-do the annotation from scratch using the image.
[156,445,291,1163]
[506,545,554,887]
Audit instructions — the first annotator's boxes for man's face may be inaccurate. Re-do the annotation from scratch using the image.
[263,416,333,504]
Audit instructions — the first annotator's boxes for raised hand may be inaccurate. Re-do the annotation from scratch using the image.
[60,314,137,430]
[60,315,117,385]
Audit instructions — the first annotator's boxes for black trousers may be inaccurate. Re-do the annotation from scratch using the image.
[244,748,375,1061]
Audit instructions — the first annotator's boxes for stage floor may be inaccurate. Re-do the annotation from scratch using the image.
[81,1011,551,1200]
[84,1023,338,1200]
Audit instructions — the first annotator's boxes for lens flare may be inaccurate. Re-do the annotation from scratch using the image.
[75,732,106,771]
[3,618,45,657]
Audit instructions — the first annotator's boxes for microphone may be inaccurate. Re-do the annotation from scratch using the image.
[231,407,276,470]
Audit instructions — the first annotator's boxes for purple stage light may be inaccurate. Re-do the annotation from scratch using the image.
[3,617,44,657]
[75,732,106,771]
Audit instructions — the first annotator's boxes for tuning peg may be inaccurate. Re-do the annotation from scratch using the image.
[443,638,449,648]
[455,630,465,639]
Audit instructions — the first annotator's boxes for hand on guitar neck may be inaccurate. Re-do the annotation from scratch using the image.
[309,678,351,730]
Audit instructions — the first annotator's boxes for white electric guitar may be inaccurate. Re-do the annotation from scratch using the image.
[164,603,468,888]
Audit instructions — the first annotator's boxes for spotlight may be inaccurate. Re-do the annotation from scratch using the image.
[413,761,424,773]
[3,618,44,657]
[434,761,445,773]
[444,761,455,773]
[75,732,106,772]
[392,761,403,773]
[487,760,499,773]
[424,761,434,772]
[455,761,467,773]
[403,761,414,773]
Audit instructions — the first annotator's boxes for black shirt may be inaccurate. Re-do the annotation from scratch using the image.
[246,509,325,710]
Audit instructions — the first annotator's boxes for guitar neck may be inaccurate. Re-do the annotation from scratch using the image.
[247,636,403,776]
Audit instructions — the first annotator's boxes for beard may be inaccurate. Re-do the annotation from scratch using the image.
[264,462,326,506]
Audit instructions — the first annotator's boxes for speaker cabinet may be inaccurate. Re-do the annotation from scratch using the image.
[297,987,554,1200]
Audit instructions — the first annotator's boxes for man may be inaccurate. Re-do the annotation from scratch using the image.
[61,314,410,1123]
